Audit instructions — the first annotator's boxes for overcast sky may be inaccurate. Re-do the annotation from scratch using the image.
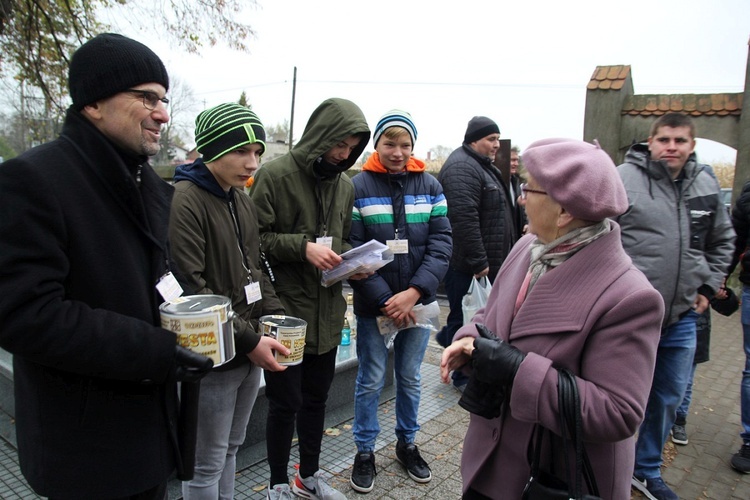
[115,0,747,163]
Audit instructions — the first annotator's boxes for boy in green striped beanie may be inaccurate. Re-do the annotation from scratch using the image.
[169,102,290,499]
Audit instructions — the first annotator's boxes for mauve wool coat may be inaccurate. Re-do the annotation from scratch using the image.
[454,223,664,500]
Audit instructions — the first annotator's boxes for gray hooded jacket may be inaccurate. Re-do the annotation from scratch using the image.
[615,143,735,328]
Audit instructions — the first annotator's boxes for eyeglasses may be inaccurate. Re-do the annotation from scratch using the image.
[519,183,548,200]
[125,89,169,110]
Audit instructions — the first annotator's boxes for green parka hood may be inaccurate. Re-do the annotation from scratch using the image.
[289,98,370,175]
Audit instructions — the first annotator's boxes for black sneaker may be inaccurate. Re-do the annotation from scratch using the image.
[670,424,688,445]
[731,443,750,473]
[350,451,376,493]
[395,439,432,483]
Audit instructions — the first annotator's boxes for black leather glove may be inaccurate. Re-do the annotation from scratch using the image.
[174,345,214,383]
[472,323,526,387]
[458,373,505,419]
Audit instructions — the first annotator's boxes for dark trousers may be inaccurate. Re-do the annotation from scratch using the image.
[264,348,338,485]
[436,268,474,386]
[435,267,474,348]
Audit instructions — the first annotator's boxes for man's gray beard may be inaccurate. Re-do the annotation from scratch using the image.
[142,139,161,157]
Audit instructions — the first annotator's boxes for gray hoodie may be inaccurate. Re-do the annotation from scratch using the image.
[615,143,735,328]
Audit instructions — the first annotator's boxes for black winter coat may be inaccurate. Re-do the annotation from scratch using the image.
[438,145,516,278]
[730,180,750,285]
[0,109,180,498]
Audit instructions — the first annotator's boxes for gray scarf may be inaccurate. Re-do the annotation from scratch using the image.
[527,220,611,293]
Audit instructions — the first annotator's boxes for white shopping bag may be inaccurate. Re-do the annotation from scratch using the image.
[461,277,491,325]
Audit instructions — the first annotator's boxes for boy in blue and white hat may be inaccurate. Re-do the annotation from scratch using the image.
[348,109,452,494]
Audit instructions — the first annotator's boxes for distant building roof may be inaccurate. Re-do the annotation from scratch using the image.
[587,65,631,90]
[621,93,743,116]
[587,64,743,117]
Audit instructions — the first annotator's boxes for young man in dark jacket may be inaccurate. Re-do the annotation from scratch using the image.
[0,33,212,499]
[251,98,370,500]
[435,116,516,389]
[169,103,290,499]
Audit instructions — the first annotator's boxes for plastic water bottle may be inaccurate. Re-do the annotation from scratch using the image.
[346,293,356,339]
[340,317,351,346]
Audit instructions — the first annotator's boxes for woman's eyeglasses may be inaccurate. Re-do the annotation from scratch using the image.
[519,183,548,200]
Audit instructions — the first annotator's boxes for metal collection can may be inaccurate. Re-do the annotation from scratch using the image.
[160,295,236,367]
[259,315,307,366]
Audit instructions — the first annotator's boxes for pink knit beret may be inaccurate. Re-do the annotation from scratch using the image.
[522,138,628,221]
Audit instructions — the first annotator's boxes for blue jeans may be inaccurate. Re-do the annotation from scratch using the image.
[353,316,430,452]
[182,363,261,500]
[675,362,697,424]
[740,286,750,444]
[634,310,698,479]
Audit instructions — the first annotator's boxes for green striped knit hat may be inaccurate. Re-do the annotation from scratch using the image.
[195,103,266,163]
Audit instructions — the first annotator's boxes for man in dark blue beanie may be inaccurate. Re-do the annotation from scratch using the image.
[0,33,213,500]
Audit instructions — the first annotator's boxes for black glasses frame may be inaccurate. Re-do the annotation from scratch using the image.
[519,183,548,200]
[125,89,169,110]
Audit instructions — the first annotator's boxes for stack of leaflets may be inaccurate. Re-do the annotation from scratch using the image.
[321,239,394,287]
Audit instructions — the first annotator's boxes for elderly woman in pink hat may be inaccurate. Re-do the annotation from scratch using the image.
[441,138,664,500]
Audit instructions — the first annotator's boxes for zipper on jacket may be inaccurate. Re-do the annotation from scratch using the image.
[669,178,685,327]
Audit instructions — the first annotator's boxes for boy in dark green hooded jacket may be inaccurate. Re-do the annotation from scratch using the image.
[251,98,370,500]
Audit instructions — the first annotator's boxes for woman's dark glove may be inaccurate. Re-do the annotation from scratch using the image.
[458,374,505,419]
[472,323,526,386]
[174,345,214,382]
[457,324,525,420]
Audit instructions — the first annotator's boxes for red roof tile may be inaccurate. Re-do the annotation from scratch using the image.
[621,94,743,116]
[588,65,631,90]
[589,65,744,117]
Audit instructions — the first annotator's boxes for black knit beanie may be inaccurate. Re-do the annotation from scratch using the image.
[464,116,500,144]
[69,33,170,110]
[195,103,266,163]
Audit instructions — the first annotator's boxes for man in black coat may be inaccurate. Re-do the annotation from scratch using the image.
[0,33,211,500]
[436,116,516,390]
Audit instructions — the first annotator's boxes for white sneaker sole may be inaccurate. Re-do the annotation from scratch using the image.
[631,476,658,500]
[349,477,374,493]
[395,456,432,483]
[670,428,689,445]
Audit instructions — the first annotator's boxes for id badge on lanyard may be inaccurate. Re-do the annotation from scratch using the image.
[245,277,262,304]
[156,272,183,302]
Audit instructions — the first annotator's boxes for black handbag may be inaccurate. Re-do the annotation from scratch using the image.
[522,369,602,500]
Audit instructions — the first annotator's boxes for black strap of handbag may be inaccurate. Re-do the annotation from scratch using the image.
[528,369,600,499]
[559,368,600,498]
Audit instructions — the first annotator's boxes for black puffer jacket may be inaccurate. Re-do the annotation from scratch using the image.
[437,145,516,278]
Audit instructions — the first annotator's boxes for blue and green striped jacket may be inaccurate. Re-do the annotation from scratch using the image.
[349,169,452,317]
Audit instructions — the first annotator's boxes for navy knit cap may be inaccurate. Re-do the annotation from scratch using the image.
[195,103,266,163]
[69,33,169,110]
[373,109,418,147]
[464,116,500,144]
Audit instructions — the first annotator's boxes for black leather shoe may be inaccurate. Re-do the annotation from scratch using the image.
[350,451,376,493]
[395,440,431,483]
